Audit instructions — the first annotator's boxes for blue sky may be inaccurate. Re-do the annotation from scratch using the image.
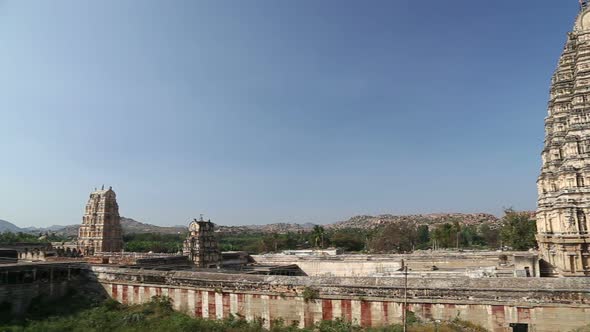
[0,1,578,227]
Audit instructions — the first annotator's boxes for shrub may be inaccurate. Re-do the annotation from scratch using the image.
[302,287,319,303]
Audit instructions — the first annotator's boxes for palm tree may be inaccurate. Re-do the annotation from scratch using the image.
[452,220,461,249]
[312,225,325,249]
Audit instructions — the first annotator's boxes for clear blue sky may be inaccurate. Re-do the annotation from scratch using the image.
[0,1,578,227]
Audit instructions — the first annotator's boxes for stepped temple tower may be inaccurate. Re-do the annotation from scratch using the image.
[183,216,221,268]
[537,1,590,276]
[78,186,124,255]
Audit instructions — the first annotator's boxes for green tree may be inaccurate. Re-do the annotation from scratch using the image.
[330,230,365,252]
[460,225,484,247]
[452,220,462,249]
[311,225,326,249]
[479,223,500,248]
[369,222,417,253]
[123,233,184,253]
[0,232,48,244]
[431,223,454,248]
[500,210,537,250]
[415,225,430,249]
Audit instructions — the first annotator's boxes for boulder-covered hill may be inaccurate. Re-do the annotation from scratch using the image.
[327,213,501,231]
[31,219,316,236]
[2,212,513,237]
[216,222,316,235]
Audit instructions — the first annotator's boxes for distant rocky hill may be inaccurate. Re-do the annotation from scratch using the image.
[120,217,186,235]
[327,213,501,230]
[0,219,23,233]
[216,222,316,235]
[48,217,187,237]
[1,213,509,237]
[0,217,186,237]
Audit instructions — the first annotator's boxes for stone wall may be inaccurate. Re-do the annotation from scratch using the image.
[0,263,85,315]
[252,251,537,277]
[89,265,590,332]
[252,255,402,276]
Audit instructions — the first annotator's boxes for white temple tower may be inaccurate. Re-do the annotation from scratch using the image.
[537,1,590,276]
[78,186,124,255]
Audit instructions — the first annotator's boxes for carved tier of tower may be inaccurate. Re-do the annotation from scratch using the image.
[537,3,590,277]
[78,187,123,255]
[183,217,221,268]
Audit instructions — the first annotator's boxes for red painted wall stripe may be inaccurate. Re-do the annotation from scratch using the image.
[322,300,333,321]
[360,300,371,327]
[122,285,129,304]
[422,303,432,319]
[382,302,389,324]
[144,286,151,302]
[195,291,202,317]
[492,305,504,317]
[341,299,352,322]
[208,291,216,319]
[111,284,118,301]
[133,286,139,303]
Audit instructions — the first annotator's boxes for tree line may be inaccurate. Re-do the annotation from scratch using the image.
[368,210,536,253]
[0,232,70,244]
[1,210,536,255]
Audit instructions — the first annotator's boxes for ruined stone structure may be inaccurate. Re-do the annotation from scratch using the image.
[537,2,590,277]
[78,187,123,255]
[183,217,221,268]
[253,251,539,278]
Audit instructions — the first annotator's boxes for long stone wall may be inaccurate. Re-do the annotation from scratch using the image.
[251,251,537,277]
[90,265,590,332]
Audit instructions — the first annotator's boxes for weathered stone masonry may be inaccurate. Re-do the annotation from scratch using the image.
[0,263,86,315]
[78,187,123,255]
[90,265,590,332]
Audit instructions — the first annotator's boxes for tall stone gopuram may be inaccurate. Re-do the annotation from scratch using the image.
[537,1,590,277]
[183,217,221,268]
[78,186,124,255]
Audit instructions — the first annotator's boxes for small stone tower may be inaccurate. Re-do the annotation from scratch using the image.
[78,186,123,255]
[183,216,221,268]
[537,4,590,276]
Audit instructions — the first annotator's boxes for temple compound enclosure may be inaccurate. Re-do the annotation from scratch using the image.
[2,261,590,332]
[77,186,123,255]
[7,4,590,332]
